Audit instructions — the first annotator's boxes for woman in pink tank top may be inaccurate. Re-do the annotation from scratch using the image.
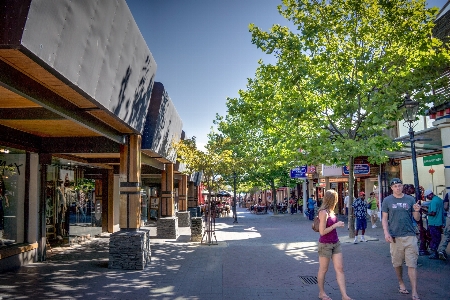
[317,189,353,300]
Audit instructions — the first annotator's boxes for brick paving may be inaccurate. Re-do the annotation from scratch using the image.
[0,207,448,299]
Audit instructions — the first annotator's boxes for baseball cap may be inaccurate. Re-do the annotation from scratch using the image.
[359,191,365,196]
[424,189,433,197]
[390,178,402,186]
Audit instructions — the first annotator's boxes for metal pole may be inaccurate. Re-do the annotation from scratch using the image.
[408,121,428,255]
[233,172,238,223]
[409,124,420,202]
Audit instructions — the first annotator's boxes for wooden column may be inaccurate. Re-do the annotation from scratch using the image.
[188,181,196,208]
[194,185,199,206]
[106,169,114,233]
[119,135,141,230]
[178,174,188,211]
[160,163,174,217]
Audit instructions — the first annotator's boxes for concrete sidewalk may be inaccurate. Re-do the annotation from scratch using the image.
[0,207,448,300]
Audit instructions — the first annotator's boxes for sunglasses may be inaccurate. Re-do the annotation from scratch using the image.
[390,180,402,186]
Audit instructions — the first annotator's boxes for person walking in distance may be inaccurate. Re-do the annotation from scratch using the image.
[343,191,349,216]
[382,178,422,300]
[423,190,444,260]
[438,192,449,260]
[307,195,316,220]
[352,192,368,243]
[367,192,378,228]
[317,189,353,300]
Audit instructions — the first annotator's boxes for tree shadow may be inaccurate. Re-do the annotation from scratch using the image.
[113,55,155,134]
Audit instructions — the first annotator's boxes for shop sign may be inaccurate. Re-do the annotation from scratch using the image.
[342,164,370,175]
[290,165,307,178]
[423,154,443,166]
[322,164,342,176]
[320,178,348,183]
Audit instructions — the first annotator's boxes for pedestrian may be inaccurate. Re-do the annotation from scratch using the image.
[438,192,449,260]
[403,183,429,256]
[307,195,316,220]
[343,192,349,216]
[423,190,444,259]
[367,192,378,228]
[289,197,295,215]
[297,197,303,214]
[381,178,422,300]
[352,192,368,243]
[317,189,353,300]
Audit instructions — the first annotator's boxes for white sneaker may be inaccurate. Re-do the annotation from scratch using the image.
[372,224,377,228]
[354,237,358,244]
[361,236,367,242]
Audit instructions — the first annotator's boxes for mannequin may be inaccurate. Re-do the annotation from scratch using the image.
[56,181,67,237]
[0,186,10,243]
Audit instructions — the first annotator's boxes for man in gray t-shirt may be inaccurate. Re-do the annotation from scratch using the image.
[381,194,416,238]
[381,178,421,299]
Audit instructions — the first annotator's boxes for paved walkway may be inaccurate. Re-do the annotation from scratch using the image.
[0,207,448,300]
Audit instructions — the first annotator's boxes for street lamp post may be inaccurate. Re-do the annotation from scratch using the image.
[401,95,430,256]
[233,172,238,223]
[401,95,421,201]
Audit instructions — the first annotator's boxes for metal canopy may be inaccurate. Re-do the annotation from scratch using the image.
[0,1,175,172]
[387,127,442,160]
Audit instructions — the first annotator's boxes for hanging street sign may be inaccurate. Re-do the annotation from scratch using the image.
[342,164,370,175]
[290,165,308,178]
[423,153,443,166]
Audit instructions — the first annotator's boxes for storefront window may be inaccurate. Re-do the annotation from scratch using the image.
[0,152,26,246]
[46,164,101,245]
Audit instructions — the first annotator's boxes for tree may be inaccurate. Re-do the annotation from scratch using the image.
[214,79,305,215]
[174,136,233,198]
[222,0,449,237]
[173,136,233,243]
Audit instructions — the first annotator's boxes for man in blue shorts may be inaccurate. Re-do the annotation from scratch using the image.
[352,191,368,243]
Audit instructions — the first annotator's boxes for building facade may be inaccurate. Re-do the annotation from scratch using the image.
[0,0,198,271]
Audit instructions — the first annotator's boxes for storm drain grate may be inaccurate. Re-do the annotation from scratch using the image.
[299,275,318,284]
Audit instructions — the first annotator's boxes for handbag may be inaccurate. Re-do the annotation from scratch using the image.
[312,215,320,232]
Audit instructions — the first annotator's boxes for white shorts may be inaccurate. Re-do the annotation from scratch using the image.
[367,209,377,216]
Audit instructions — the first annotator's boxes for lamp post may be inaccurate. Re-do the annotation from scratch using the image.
[401,95,420,201]
[232,171,238,223]
[401,95,430,256]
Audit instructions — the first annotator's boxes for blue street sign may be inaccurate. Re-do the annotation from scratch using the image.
[290,165,308,178]
[342,164,370,175]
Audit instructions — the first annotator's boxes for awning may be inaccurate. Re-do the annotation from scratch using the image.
[217,191,231,197]
[387,127,442,160]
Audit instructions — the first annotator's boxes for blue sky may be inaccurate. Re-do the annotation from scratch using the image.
[126,0,446,150]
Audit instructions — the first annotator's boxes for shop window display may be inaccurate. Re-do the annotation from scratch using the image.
[46,166,100,245]
[0,152,26,247]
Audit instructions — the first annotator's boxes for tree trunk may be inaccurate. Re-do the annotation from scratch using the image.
[348,157,356,238]
[271,178,277,215]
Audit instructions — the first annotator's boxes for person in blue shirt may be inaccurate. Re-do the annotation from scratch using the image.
[307,196,316,220]
[352,192,368,243]
[423,190,444,259]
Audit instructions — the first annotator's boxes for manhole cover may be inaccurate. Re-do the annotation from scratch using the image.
[299,275,318,284]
